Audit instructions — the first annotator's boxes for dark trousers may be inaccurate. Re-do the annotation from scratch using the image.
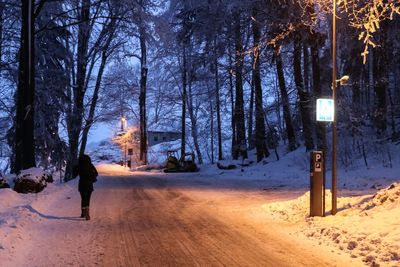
[80,190,93,207]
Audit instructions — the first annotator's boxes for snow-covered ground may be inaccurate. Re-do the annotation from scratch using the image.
[205,147,400,267]
[0,143,399,266]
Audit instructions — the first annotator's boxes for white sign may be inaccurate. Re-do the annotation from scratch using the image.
[315,162,322,172]
[316,98,334,122]
[315,153,322,162]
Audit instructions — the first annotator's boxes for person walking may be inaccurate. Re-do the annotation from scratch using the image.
[73,154,98,220]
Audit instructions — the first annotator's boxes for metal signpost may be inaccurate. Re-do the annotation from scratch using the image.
[128,148,133,168]
[331,0,338,215]
[315,98,334,217]
[310,151,325,217]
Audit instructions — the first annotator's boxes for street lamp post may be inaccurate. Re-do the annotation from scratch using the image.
[331,0,338,215]
[125,140,127,167]
[121,116,126,132]
[120,116,127,166]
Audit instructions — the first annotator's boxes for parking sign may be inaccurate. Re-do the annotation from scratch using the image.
[316,98,334,122]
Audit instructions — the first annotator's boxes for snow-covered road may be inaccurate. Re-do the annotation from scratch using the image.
[1,165,362,267]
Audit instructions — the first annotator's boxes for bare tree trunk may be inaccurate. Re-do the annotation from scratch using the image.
[65,0,91,181]
[139,7,148,165]
[209,87,215,164]
[228,42,236,159]
[79,19,117,156]
[252,7,269,162]
[187,98,203,164]
[214,38,223,161]
[248,77,254,150]
[275,48,297,151]
[303,44,309,92]
[14,0,35,173]
[311,33,324,151]
[0,1,4,62]
[79,52,106,157]
[293,33,314,150]
[388,82,396,140]
[373,47,388,138]
[187,60,203,164]
[233,14,247,159]
[180,46,187,160]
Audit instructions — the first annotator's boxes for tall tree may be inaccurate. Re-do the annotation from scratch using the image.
[372,26,388,138]
[232,12,247,159]
[293,31,314,150]
[79,14,118,156]
[136,0,148,165]
[35,1,69,169]
[252,6,269,161]
[180,45,187,160]
[213,37,223,161]
[275,47,297,151]
[0,0,4,62]
[14,0,35,173]
[310,31,325,150]
[186,49,203,164]
[65,0,91,181]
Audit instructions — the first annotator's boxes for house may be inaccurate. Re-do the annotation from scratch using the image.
[147,130,181,146]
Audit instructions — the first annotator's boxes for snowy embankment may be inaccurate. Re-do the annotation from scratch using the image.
[0,164,132,264]
[262,184,400,267]
[263,186,400,266]
[0,174,76,253]
[199,146,400,267]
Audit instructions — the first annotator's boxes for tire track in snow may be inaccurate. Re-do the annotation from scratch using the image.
[96,175,312,267]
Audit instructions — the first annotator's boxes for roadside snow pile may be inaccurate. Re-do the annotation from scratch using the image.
[0,179,72,257]
[357,182,400,211]
[0,189,25,209]
[14,168,53,194]
[134,163,164,171]
[0,188,33,252]
[261,191,312,222]
[262,183,400,267]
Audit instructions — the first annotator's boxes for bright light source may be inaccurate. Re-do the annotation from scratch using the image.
[120,116,127,131]
[316,98,334,122]
[336,75,350,86]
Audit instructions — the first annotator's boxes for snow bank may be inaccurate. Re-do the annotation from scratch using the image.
[17,168,52,183]
[133,163,164,172]
[13,168,53,194]
[262,183,400,267]
[0,189,25,209]
[0,177,77,257]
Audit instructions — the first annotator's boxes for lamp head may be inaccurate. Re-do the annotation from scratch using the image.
[337,75,349,86]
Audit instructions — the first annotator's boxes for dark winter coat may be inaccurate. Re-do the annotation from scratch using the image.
[73,155,98,192]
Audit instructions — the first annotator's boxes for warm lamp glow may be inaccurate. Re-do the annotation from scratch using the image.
[120,116,127,131]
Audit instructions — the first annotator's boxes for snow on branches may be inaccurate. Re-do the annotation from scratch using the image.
[299,0,400,63]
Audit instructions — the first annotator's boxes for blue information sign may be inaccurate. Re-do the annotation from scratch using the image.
[316,98,334,122]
